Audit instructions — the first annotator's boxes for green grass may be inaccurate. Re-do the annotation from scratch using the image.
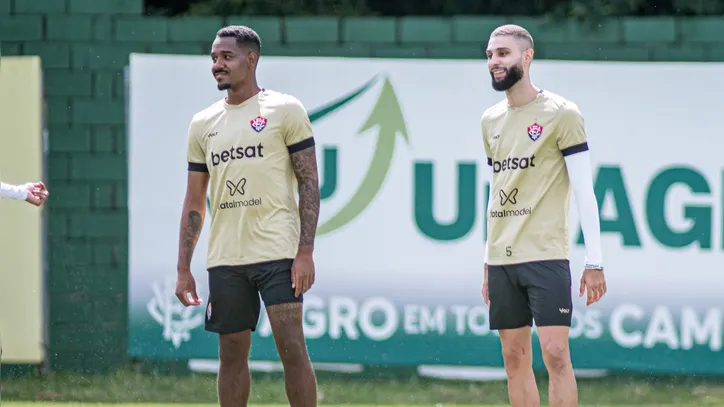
[3,405,724,407]
[0,404,497,407]
[4,369,724,405]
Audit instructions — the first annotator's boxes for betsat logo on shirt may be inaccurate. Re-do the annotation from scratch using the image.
[491,155,536,174]
[210,143,265,167]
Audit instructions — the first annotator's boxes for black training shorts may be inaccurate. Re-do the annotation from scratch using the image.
[204,258,301,334]
[488,259,572,330]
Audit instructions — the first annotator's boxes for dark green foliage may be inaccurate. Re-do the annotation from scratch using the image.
[147,0,724,19]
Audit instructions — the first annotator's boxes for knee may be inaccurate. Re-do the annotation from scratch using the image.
[541,341,571,374]
[276,336,308,366]
[219,333,250,368]
[501,343,531,374]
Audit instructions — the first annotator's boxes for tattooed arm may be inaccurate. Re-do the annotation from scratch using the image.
[175,170,209,306]
[291,145,321,252]
[177,171,209,273]
[175,115,210,306]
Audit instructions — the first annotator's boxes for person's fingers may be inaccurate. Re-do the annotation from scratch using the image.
[595,281,606,303]
[579,276,586,297]
[590,285,603,305]
[303,271,310,295]
[298,273,307,296]
[304,272,313,295]
[188,291,201,305]
[293,267,302,297]
[176,291,189,306]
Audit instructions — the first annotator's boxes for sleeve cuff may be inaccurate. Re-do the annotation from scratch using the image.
[287,137,315,154]
[188,162,208,172]
[561,142,589,157]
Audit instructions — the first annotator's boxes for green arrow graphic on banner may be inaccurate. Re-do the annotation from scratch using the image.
[317,76,409,235]
[308,75,379,123]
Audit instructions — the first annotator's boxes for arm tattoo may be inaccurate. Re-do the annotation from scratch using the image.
[291,146,320,248]
[179,210,203,268]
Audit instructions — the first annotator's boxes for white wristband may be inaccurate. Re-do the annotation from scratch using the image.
[0,182,29,201]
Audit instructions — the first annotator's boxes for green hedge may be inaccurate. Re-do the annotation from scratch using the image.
[146,0,724,20]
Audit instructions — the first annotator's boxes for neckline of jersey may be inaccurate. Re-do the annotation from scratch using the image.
[223,88,266,109]
[507,89,544,111]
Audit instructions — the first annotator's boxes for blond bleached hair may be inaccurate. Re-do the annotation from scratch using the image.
[491,24,534,50]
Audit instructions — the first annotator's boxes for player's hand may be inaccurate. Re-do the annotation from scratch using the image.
[25,182,49,207]
[482,263,490,305]
[175,271,202,306]
[579,268,606,306]
[292,251,315,297]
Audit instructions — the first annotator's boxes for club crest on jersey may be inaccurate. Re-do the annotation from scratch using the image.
[527,123,543,141]
[250,116,268,133]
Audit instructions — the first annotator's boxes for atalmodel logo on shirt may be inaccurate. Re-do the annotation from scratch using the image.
[490,188,531,218]
[499,188,518,205]
[527,123,543,141]
[250,116,268,133]
[226,178,246,196]
[218,177,262,210]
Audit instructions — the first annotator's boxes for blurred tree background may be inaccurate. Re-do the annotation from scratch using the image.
[144,0,724,19]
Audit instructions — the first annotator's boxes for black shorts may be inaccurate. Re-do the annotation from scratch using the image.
[488,259,572,330]
[204,258,301,334]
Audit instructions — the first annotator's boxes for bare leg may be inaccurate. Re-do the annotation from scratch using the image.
[538,326,577,407]
[267,302,317,407]
[217,330,252,407]
[499,327,540,407]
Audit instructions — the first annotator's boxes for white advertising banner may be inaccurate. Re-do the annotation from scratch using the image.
[128,53,724,374]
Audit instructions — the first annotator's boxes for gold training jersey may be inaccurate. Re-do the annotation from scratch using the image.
[187,89,314,269]
[482,90,589,266]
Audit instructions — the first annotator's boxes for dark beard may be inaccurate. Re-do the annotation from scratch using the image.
[217,82,231,91]
[490,64,524,91]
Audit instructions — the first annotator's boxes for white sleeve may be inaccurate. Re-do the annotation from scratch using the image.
[564,150,603,268]
[0,182,29,200]
[483,164,493,263]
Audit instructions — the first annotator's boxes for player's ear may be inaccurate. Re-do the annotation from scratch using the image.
[524,48,534,65]
[247,51,258,69]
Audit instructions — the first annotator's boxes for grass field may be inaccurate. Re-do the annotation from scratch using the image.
[3,404,724,407]
[4,368,724,405]
[4,405,724,407]
[3,403,700,407]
